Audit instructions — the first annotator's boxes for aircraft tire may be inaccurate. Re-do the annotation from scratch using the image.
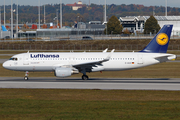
[24,76,28,80]
[82,75,88,80]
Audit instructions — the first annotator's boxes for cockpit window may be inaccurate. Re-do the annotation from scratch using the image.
[9,58,18,61]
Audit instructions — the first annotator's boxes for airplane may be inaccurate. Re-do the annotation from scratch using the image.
[1,25,8,31]
[3,25,176,80]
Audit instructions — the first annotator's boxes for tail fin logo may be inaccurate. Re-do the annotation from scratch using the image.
[156,33,169,46]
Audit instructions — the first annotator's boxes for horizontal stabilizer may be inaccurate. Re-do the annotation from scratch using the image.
[154,54,176,61]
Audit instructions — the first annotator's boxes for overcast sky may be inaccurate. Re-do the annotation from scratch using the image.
[0,0,179,7]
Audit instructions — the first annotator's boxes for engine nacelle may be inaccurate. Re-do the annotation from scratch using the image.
[54,67,79,77]
[54,68,72,77]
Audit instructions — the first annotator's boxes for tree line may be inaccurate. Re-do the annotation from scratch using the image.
[105,15,160,35]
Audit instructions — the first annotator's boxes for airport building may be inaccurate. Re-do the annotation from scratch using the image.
[36,21,105,38]
[119,16,180,35]
[16,21,105,39]
[66,1,83,11]
[119,16,145,33]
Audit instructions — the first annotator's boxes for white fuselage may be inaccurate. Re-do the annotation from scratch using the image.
[3,52,176,72]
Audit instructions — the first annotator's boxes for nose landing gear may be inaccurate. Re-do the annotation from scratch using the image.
[24,71,29,80]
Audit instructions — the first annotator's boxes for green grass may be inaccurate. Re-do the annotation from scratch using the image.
[0,89,180,120]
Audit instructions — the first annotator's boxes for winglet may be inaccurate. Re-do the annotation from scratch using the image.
[105,49,115,61]
[103,48,108,53]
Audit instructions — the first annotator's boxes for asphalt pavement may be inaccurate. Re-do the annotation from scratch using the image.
[0,77,180,90]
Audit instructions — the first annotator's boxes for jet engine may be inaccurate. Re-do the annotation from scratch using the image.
[54,67,79,77]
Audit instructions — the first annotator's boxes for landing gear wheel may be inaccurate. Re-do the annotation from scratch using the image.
[24,71,29,80]
[82,75,89,80]
[24,76,28,80]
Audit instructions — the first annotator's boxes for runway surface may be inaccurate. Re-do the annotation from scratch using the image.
[0,77,180,90]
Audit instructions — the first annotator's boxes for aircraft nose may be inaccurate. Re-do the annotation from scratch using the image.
[3,61,9,69]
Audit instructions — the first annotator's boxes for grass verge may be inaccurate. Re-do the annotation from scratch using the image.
[0,89,180,120]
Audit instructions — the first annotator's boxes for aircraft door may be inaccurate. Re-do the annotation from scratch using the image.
[23,54,29,65]
[138,54,143,64]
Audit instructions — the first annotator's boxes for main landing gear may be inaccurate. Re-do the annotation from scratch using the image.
[82,75,89,80]
[24,71,29,80]
[81,69,89,80]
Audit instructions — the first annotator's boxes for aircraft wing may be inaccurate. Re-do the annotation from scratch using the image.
[72,49,115,70]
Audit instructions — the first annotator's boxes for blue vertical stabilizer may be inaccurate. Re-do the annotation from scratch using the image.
[1,26,8,31]
[140,25,173,53]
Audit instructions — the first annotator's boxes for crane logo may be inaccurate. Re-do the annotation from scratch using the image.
[156,33,169,46]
